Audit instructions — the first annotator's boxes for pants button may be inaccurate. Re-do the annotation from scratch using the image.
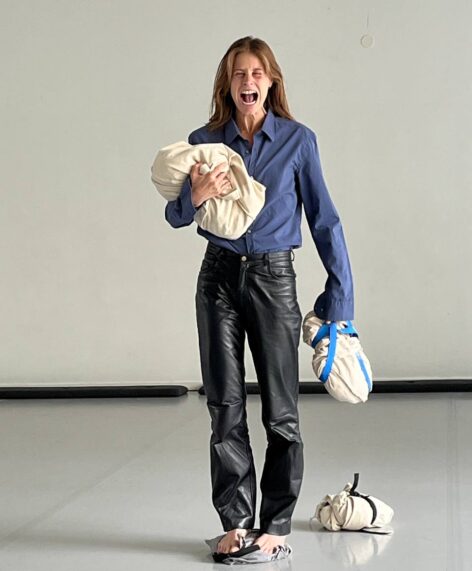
[241,256,247,261]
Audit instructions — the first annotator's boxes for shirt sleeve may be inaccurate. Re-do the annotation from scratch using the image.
[296,128,354,321]
[164,132,201,228]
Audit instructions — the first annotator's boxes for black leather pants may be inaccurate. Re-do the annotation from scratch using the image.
[195,241,304,536]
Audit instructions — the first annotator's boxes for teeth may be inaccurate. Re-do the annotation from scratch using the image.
[241,90,257,94]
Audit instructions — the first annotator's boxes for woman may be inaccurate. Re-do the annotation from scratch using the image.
[165,36,354,555]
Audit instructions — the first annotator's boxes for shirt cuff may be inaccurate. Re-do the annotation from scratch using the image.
[180,177,198,218]
[314,293,354,322]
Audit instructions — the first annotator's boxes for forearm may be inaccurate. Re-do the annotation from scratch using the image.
[311,221,354,321]
[164,177,198,228]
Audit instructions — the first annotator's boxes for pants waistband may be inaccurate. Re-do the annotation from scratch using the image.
[205,241,295,262]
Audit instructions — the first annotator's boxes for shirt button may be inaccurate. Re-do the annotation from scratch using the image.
[241,256,247,261]
[247,230,252,234]
[245,150,250,155]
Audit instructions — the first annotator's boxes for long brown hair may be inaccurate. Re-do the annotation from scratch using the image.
[206,36,295,131]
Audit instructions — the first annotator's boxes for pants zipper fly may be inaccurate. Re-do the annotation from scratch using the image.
[238,261,247,301]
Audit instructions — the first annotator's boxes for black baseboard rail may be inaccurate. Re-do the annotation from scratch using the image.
[0,380,471,399]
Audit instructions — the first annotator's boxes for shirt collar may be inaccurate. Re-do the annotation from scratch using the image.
[224,107,276,143]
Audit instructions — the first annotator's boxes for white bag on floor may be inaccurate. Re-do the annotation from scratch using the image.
[302,311,373,403]
[313,473,394,533]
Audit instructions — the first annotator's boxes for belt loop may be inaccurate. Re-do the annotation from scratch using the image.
[291,249,295,262]
[266,254,276,278]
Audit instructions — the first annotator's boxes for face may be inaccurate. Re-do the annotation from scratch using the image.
[230,52,273,119]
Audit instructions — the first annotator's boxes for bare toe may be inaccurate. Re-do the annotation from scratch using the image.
[216,529,246,554]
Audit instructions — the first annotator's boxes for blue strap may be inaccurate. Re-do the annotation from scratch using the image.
[311,321,358,346]
[356,351,373,392]
[311,320,369,387]
[338,320,358,337]
[319,322,338,383]
[311,323,331,348]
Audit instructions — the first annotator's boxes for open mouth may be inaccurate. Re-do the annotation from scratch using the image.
[240,90,258,105]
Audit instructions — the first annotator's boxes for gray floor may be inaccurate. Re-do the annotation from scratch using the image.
[0,390,470,571]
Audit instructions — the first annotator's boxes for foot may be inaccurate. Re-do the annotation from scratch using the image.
[216,528,248,554]
[254,532,286,555]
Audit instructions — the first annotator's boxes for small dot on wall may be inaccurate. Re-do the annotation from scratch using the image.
[360,34,375,48]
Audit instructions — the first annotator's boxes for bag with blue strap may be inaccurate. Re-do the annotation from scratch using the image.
[302,311,373,403]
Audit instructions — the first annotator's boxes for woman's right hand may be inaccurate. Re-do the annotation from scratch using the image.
[189,162,233,208]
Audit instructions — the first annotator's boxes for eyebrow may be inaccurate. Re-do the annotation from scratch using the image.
[234,68,264,72]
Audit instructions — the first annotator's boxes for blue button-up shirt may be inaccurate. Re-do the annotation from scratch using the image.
[164,108,354,321]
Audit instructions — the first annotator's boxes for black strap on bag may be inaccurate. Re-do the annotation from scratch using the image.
[349,472,378,525]
[212,544,261,563]
[348,473,392,535]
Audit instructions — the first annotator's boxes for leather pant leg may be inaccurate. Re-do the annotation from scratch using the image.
[195,249,257,532]
[242,256,304,536]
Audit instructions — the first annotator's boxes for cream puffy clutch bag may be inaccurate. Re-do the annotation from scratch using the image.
[151,141,266,239]
[302,311,373,403]
[313,473,394,533]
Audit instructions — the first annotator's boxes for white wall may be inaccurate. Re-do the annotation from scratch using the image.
[1,0,471,387]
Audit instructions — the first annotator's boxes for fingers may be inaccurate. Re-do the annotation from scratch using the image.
[190,161,232,199]
[211,162,230,178]
[191,161,228,179]
[217,180,233,196]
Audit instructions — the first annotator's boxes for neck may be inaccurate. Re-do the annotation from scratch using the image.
[235,107,267,138]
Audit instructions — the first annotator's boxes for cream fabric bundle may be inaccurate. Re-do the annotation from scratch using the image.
[150,141,266,239]
[313,473,394,533]
[302,311,373,403]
